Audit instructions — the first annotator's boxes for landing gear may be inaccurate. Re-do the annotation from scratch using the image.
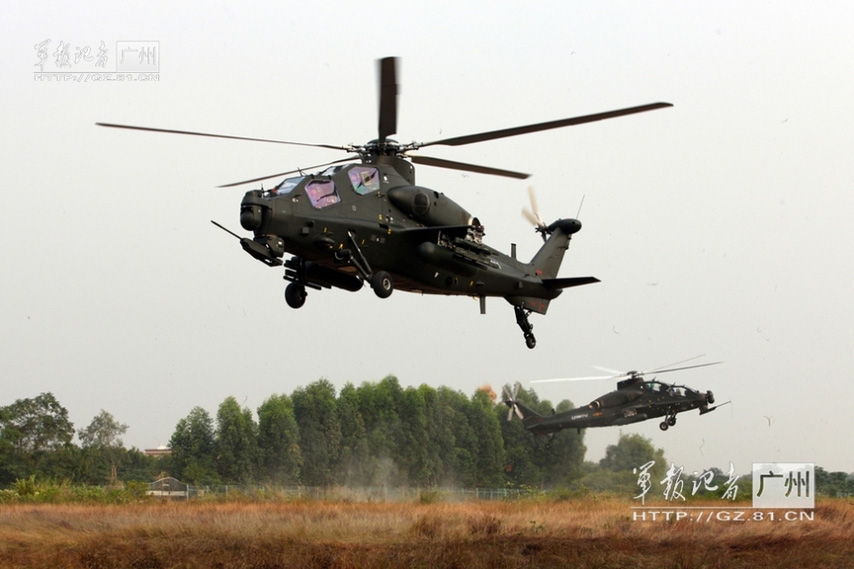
[659,414,677,431]
[371,270,394,298]
[514,306,537,349]
[285,282,307,308]
[340,231,394,299]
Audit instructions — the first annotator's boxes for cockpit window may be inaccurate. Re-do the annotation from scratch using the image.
[321,165,346,176]
[306,179,340,208]
[272,176,303,195]
[348,166,380,195]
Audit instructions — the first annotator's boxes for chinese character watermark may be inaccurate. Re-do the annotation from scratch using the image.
[33,39,159,81]
[752,463,814,509]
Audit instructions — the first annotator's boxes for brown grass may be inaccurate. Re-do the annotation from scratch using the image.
[1,498,852,568]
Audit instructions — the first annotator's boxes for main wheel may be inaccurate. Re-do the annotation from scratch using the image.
[525,333,537,349]
[285,282,307,308]
[371,271,394,298]
[667,416,677,427]
[659,421,669,431]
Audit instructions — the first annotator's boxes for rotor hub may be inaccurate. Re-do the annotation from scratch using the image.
[363,138,402,157]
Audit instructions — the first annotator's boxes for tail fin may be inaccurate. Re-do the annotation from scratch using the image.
[529,219,581,278]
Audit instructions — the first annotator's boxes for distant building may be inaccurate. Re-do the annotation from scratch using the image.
[144,446,172,457]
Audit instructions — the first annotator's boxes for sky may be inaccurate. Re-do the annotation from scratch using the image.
[2,1,853,477]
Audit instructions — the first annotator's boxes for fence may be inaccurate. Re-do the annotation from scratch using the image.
[148,480,532,501]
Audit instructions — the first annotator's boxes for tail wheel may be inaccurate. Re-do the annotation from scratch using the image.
[525,333,537,349]
[371,271,394,298]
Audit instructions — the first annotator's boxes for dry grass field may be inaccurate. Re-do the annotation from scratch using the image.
[1,498,852,568]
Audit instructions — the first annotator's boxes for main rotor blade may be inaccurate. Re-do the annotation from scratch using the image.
[217,156,359,188]
[531,375,618,384]
[533,359,721,385]
[411,155,530,179]
[649,361,722,375]
[417,102,673,148]
[377,57,399,142]
[644,355,707,374]
[96,123,349,151]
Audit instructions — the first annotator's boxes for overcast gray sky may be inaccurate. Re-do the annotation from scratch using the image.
[2,1,853,476]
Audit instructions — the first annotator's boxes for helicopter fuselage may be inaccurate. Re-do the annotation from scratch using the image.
[237,159,593,313]
[512,379,716,435]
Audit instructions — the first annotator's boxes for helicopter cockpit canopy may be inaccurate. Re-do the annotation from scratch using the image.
[266,165,382,207]
[642,381,691,397]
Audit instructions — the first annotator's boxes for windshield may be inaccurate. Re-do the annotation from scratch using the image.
[272,176,303,195]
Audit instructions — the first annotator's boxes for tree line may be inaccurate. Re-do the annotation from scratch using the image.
[0,378,588,488]
[150,376,588,488]
[3,380,853,497]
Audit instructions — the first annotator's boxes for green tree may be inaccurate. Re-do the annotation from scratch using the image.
[337,383,369,486]
[215,397,258,484]
[418,385,451,487]
[1,392,74,454]
[815,466,854,497]
[292,379,342,486]
[257,394,301,485]
[539,399,586,487]
[169,407,219,485]
[77,410,130,485]
[468,387,505,487]
[355,376,403,486]
[78,410,128,449]
[436,387,478,487]
[0,393,75,483]
[600,433,665,474]
[397,385,432,485]
[587,432,667,495]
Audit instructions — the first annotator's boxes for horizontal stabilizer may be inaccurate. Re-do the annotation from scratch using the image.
[542,276,600,290]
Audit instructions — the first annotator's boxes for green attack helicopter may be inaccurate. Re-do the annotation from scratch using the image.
[504,357,728,442]
[97,58,671,348]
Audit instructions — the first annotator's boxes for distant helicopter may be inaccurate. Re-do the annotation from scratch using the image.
[504,358,727,440]
[97,57,672,348]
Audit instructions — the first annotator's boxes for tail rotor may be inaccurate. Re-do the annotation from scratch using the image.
[503,383,524,421]
[522,186,548,241]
